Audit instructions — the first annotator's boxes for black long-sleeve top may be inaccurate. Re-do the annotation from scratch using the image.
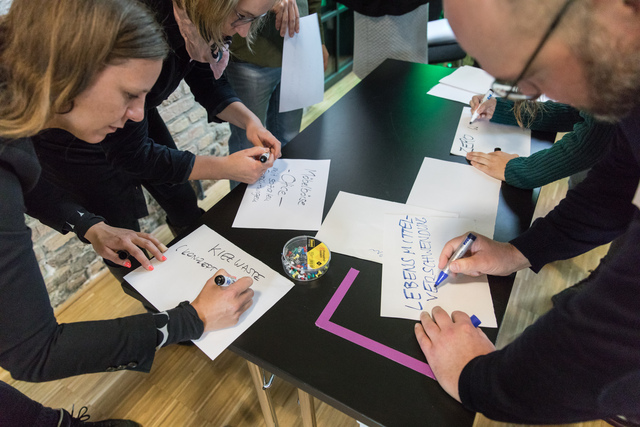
[458,107,640,423]
[30,0,240,239]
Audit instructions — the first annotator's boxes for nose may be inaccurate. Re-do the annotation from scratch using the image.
[126,98,145,122]
[234,22,251,38]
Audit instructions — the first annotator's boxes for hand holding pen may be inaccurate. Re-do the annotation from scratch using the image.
[469,90,497,123]
[436,232,532,281]
[191,269,255,331]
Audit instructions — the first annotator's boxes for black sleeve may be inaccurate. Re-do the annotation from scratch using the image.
[459,214,640,423]
[0,165,159,381]
[99,112,196,184]
[183,62,241,123]
[339,0,427,16]
[23,176,105,243]
[510,127,639,272]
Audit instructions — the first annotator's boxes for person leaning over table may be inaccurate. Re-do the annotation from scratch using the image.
[414,0,640,425]
[0,0,253,384]
[226,0,329,157]
[28,0,283,284]
[466,97,616,189]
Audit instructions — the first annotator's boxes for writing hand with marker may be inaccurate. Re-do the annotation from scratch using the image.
[190,269,254,331]
[83,222,167,271]
[469,93,497,122]
[414,307,496,402]
[438,232,531,279]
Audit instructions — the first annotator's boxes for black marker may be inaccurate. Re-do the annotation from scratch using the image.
[214,275,236,287]
[259,151,270,163]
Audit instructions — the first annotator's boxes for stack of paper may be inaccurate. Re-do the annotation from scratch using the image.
[427,65,494,104]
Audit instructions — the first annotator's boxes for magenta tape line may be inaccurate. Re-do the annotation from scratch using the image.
[315,268,435,379]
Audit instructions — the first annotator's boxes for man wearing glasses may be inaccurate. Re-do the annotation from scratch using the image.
[414,0,640,424]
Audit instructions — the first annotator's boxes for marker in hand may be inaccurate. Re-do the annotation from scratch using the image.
[469,90,494,124]
[259,150,270,163]
[214,274,236,287]
[435,233,477,287]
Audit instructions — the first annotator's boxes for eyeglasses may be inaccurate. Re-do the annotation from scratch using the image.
[491,0,576,101]
[231,10,267,28]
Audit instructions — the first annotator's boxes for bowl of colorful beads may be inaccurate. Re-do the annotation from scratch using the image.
[281,235,331,282]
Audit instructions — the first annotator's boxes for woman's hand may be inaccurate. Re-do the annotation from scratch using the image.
[84,222,167,271]
[191,269,254,331]
[469,95,497,121]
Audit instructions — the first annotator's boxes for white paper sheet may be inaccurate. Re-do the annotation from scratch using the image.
[233,158,330,230]
[279,13,324,112]
[406,157,501,238]
[315,192,458,263]
[381,214,497,327]
[451,107,531,157]
[438,65,495,94]
[426,83,478,104]
[125,225,294,361]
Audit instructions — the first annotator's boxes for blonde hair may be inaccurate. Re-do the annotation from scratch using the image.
[0,0,168,139]
[175,0,263,51]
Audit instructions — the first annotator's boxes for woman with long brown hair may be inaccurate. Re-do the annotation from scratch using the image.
[0,0,253,391]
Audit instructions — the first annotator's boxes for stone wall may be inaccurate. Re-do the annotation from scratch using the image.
[28,81,230,307]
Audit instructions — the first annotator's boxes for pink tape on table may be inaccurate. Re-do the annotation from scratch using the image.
[315,268,435,379]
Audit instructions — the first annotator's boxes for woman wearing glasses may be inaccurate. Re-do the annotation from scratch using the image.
[29,0,283,286]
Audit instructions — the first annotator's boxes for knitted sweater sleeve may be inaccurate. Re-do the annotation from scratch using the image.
[504,113,617,189]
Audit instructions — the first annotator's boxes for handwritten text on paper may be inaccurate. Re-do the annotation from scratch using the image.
[233,159,330,230]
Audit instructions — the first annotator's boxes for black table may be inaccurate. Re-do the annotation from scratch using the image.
[191,60,554,427]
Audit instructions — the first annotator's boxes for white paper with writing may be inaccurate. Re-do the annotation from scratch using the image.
[451,107,531,157]
[280,13,324,112]
[316,192,458,263]
[125,225,294,361]
[406,157,501,238]
[233,158,330,230]
[381,214,497,327]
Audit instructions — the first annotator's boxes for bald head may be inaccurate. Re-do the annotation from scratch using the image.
[444,0,640,121]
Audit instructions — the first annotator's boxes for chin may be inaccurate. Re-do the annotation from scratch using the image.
[81,132,109,144]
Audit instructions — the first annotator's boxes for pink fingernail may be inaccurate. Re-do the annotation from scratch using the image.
[124,261,131,268]
[147,265,154,271]
[161,256,167,261]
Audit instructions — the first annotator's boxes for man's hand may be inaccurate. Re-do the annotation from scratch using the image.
[415,307,496,402]
[438,232,531,278]
[466,150,519,181]
[191,269,254,331]
[84,222,167,271]
[273,0,300,37]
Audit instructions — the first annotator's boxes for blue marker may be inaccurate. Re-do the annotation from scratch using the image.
[435,233,477,287]
[214,275,236,287]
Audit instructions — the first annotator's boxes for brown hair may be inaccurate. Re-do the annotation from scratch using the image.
[0,0,168,139]
[175,0,264,51]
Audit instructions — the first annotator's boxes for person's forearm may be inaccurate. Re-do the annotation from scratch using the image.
[189,155,228,181]
[216,101,262,133]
